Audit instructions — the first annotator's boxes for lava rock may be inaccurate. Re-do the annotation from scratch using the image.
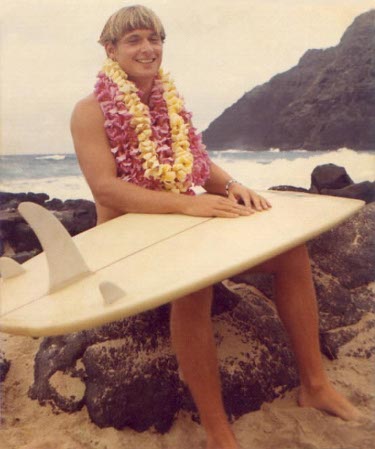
[313,266,360,330]
[269,185,309,193]
[0,351,11,382]
[308,203,375,289]
[310,164,354,193]
[321,315,375,360]
[29,284,299,432]
[0,192,50,209]
[10,169,375,433]
[321,181,375,204]
[10,222,41,253]
[83,340,180,433]
[0,192,96,258]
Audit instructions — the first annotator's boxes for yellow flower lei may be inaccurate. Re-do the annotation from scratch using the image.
[102,58,194,193]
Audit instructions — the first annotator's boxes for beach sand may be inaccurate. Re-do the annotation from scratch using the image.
[1,315,374,449]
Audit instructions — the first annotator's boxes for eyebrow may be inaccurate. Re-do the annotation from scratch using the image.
[123,30,159,40]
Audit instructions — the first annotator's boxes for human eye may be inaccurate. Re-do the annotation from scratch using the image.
[149,34,162,44]
[125,35,141,45]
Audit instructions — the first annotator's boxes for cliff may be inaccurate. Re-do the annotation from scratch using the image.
[202,10,375,151]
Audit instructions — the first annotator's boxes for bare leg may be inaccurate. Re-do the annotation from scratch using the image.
[170,287,239,449]
[251,244,361,420]
[170,244,359,449]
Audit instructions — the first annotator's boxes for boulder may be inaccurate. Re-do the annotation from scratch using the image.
[308,202,375,289]
[310,164,354,193]
[0,192,49,209]
[29,284,299,432]
[28,201,374,432]
[4,172,374,433]
[271,164,375,204]
[321,180,375,204]
[0,192,96,257]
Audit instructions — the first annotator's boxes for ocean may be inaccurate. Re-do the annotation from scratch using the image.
[0,148,374,201]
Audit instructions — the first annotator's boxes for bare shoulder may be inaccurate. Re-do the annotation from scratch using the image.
[71,93,103,130]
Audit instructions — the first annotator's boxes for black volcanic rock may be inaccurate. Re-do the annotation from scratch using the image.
[308,202,375,289]
[3,176,374,433]
[203,10,375,151]
[0,351,10,383]
[271,163,375,204]
[28,198,375,432]
[27,199,374,432]
[321,181,375,204]
[0,192,97,259]
[310,164,354,192]
[29,284,299,432]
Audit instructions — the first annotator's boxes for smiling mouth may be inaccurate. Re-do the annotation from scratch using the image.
[136,58,156,64]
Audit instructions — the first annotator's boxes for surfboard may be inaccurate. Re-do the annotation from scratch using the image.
[0,191,364,337]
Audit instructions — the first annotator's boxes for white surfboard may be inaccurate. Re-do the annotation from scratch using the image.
[0,191,364,337]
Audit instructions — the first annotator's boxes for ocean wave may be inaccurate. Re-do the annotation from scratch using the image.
[35,154,67,161]
[2,149,373,201]
[210,148,375,190]
[209,149,253,155]
[0,176,93,201]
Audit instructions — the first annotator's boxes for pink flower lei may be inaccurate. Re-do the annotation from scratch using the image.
[94,67,211,195]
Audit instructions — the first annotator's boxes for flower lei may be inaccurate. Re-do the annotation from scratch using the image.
[97,58,209,193]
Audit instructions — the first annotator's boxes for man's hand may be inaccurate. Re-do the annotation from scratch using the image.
[227,184,272,212]
[182,193,254,218]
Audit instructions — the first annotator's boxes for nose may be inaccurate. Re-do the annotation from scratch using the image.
[140,38,153,53]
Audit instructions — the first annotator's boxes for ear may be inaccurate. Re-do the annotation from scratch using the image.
[105,42,117,60]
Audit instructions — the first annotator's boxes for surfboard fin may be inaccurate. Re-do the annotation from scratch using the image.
[0,257,26,279]
[99,281,125,305]
[18,202,92,293]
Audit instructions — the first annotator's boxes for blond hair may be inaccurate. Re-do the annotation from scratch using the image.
[99,5,166,46]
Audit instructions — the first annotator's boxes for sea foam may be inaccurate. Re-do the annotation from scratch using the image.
[0,148,373,201]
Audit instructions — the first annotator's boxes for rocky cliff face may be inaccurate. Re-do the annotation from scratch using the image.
[202,10,375,151]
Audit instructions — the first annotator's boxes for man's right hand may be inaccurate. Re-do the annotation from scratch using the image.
[181,194,254,218]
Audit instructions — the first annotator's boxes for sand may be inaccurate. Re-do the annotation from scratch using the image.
[1,319,374,449]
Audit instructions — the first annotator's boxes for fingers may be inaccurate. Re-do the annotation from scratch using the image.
[230,188,272,212]
[187,193,270,219]
[214,197,252,217]
[229,191,251,209]
[252,193,266,211]
[261,196,272,209]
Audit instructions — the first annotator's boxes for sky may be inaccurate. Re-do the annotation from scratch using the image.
[1,0,375,155]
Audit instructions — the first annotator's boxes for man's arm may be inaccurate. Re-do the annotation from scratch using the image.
[204,161,271,211]
[70,97,252,218]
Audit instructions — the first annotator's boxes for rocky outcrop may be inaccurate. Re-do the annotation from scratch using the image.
[2,163,374,431]
[27,201,375,431]
[203,10,375,151]
[0,192,96,261]
[308,203,375,289]
[271,163,375,204]
[29,283,299,432]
